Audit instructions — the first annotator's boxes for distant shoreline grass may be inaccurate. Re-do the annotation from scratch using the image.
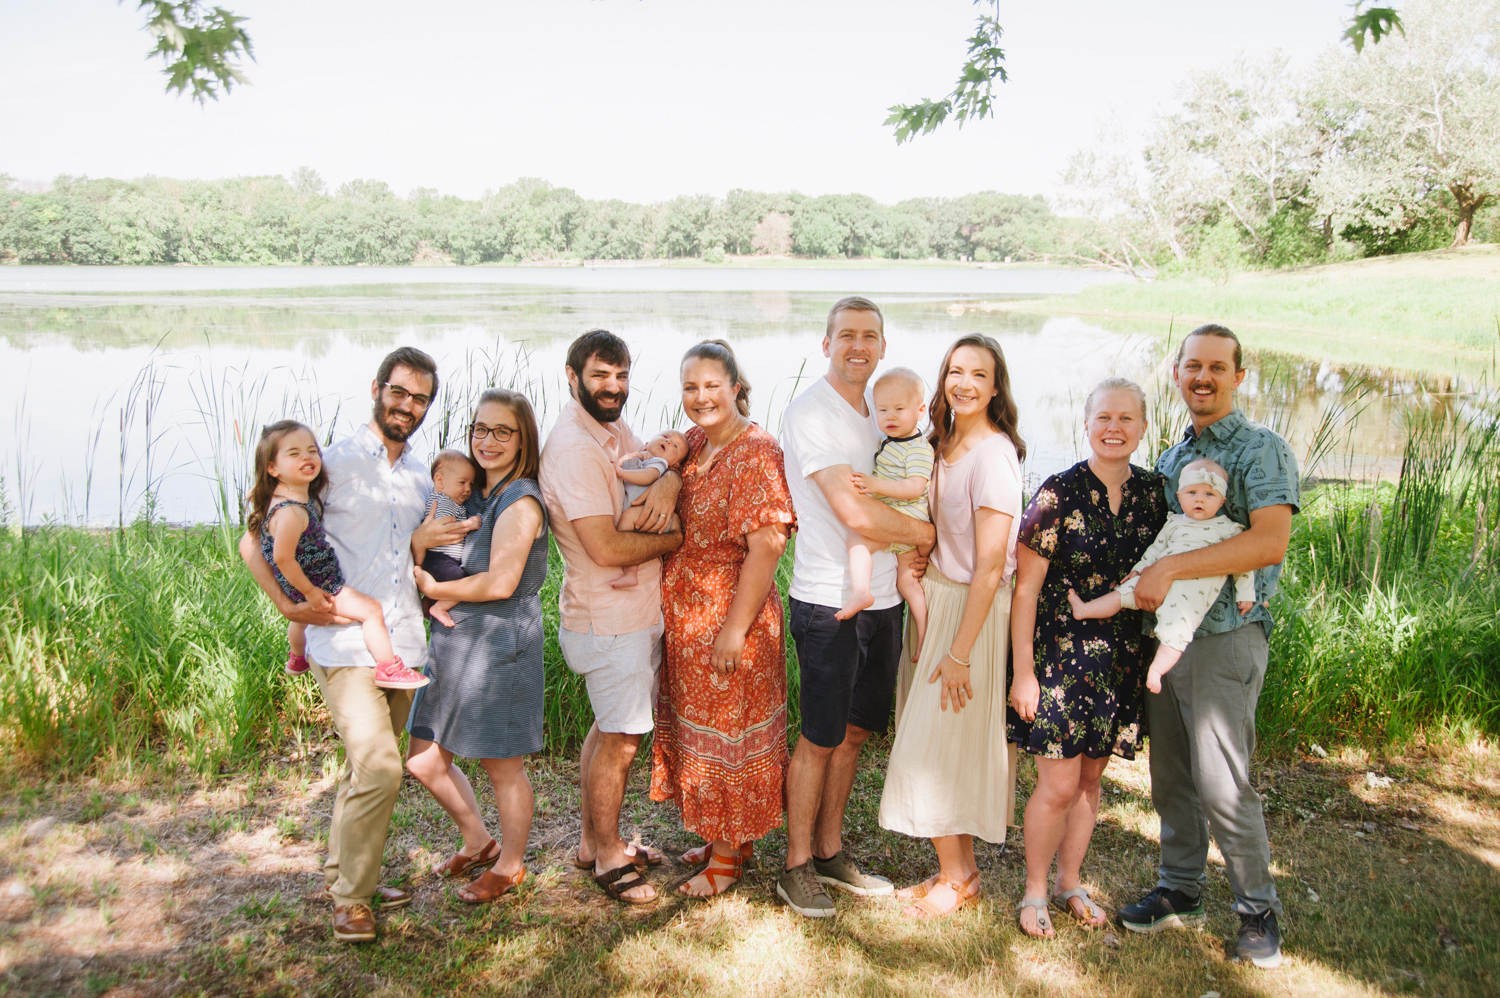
[1010,245,1500,372]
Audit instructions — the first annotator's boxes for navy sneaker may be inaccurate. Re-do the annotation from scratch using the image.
[1117,886,1206,934]
[1236,910,1283,968]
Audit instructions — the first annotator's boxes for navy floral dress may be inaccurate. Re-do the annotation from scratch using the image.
[1007,462,1168,760]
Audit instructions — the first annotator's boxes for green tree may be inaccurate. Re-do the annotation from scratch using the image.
[132,1,254,103]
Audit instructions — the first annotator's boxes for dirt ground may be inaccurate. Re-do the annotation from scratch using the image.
[1,739,1497,998]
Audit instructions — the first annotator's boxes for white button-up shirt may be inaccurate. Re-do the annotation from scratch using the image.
[304,424,432,670]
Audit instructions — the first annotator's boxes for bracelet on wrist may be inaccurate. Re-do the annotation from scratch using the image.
[947,650,971,667]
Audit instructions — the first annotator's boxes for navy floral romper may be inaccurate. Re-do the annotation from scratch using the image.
[259,498,346,601]
[1007,462,1168,760]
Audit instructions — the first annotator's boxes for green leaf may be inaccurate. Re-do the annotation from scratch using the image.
[132,1,255,104]
[888,0,1007,144]
[1343,3,1404,54]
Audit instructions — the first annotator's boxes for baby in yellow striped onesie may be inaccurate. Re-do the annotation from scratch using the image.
[1068,457,1256,694]
[840,368,935,654]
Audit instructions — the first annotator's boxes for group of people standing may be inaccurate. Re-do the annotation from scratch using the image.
[238,294,1298,970]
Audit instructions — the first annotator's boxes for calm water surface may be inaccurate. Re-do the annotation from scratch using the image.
[0,266,1453,525]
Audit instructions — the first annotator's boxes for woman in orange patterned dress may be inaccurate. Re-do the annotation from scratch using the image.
[651,339,796,897]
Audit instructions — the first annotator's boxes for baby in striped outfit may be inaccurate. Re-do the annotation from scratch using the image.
[1068,458,1255,693]
[841,367,935,654]
[422,450,482,628]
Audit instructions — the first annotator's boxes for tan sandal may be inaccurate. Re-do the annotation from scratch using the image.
[895,874,941,900]
[457,866,526,904]
[678,843,753,897]
[433,838,499,880]
[901,870,980,920]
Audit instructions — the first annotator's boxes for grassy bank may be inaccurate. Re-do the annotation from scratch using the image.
[1019,244,1500,371]
[1,467,1497,779]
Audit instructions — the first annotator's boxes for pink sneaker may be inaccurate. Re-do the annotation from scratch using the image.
[285,653,310,675]
[373,657,429,690]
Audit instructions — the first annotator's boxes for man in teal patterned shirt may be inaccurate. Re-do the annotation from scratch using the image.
[1115,325,1298,969]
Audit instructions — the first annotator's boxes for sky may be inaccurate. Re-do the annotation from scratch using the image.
[1,0,1356,205]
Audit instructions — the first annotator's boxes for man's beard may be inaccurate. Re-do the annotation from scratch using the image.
[578,381,627,424]
[373,398,424,442]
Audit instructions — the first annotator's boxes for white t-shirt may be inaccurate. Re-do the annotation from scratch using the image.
[304,425,432,670]
[780,376,899,610]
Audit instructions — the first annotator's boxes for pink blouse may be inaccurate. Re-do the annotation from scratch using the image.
[928,432,1023,585]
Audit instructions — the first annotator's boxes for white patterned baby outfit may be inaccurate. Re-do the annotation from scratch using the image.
[1117,513,1254,651]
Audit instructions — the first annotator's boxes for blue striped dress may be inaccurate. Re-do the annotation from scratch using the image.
[408,477,549,759]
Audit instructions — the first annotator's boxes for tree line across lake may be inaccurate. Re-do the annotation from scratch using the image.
[0,173,1070,267]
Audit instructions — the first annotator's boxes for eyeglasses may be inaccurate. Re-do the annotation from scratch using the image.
[382,383,433,408]
[470,423,517,442]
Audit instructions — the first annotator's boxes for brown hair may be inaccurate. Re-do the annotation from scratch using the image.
[471,388,541,493]
[430,448,477,481]
[376,346,439,398]
[566,328,631,379]
[825,295,884,340]
[681,339,752,416]
[246,420,328,536]
[1175,323,1243,372]
[927,334,1027,461]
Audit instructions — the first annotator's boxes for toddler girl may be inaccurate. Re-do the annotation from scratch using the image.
[841,367,934,655]
[1068,457,1255,693]
[421,449,482,628]
[249,420,429,690]
[610,429,689,589]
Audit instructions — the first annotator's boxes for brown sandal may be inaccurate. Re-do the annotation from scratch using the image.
[433,838,499,880]
[895,874,941,900]
[572,842,663,870]
[901,870,980,919]
[457,866,526,904]
[594,863,657,905]
[678,843,753,897]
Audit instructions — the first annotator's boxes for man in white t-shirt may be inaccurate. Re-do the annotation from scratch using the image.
[775,296,937,918]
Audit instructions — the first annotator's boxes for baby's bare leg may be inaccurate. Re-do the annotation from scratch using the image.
[895,548,926,656]
[609,506,649,590]
[1145,644,1185,695]
[836,529,877,621]
[330,587,396,662]
[287,620,306,656]
[1068,588,1123,621]
[429,599,459,628]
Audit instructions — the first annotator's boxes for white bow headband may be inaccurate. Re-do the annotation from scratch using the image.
[1179,467,1227,495]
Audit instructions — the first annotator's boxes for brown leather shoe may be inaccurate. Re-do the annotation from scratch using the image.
[326,884,410,910]
[332,904,376,943]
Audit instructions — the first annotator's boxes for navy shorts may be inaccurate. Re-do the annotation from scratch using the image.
[421,550,466,622]
[789,598,905,749]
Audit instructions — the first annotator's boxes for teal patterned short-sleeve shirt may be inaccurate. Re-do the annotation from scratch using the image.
[1156,407,1300,637]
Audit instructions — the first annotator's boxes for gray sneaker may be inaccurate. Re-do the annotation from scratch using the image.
[813,850,894,896]
[777,860,836,918]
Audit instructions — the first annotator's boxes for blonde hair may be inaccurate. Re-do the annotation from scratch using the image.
[1084,377,1147,419]
[874,366,925,399]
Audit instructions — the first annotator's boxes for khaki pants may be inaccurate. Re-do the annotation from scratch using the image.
[309,658,414,908]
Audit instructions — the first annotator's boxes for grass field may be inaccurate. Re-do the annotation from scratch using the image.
[1010,244,1500,373]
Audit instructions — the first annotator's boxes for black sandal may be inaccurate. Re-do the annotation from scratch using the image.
[594,863,657,905]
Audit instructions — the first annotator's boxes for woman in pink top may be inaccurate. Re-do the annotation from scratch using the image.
[877,333,1025,919]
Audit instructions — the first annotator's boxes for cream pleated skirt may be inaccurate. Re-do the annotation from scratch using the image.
[878,566,1017,844]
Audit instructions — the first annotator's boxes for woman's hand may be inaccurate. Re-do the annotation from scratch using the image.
[709,626,746,677]
[927,653,973,713]
[413,565,437,597]
[1009,668,1040,723]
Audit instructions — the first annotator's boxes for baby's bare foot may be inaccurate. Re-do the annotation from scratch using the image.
[610,574,639,590]
[431,605,456,629]
[835,591,874,621]
[1067,588,1086,620]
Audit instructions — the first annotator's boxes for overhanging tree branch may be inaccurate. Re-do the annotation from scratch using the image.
[131,1,254,103]
[1344,2,1404,53]
[885,0,1007,144]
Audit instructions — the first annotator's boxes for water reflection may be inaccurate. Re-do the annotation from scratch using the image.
[0,276,1472,525]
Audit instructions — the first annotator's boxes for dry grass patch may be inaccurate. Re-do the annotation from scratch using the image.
[0,741,1496,997]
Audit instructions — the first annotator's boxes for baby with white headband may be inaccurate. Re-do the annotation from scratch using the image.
[1069,457,1256,693]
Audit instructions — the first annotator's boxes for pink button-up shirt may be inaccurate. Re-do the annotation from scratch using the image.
[539,399,662,636]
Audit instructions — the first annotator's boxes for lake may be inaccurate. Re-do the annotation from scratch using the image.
[0,265,1455,525]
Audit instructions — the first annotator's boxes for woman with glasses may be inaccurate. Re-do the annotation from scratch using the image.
[405,388,550,903]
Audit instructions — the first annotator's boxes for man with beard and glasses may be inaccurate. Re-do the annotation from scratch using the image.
[1114,325,1297,970]
[239,346,476,944]
[540,329,683,905]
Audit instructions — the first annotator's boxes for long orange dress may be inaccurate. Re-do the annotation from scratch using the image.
[650,423,796,846]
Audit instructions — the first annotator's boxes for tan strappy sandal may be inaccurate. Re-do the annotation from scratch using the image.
[901,870,980,919]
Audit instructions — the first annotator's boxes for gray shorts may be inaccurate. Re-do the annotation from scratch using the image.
[559,616,664,735]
